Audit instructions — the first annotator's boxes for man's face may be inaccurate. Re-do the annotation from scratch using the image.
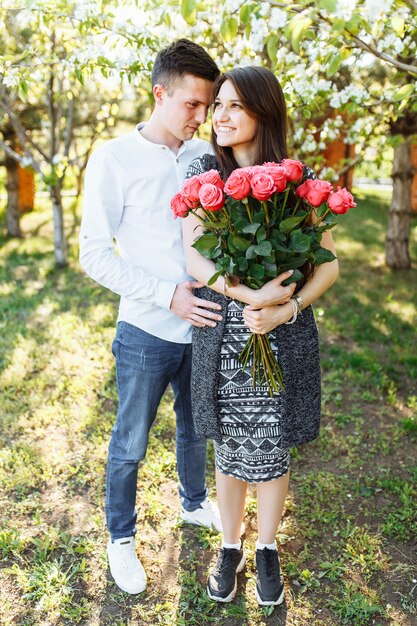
[156,73,213,142]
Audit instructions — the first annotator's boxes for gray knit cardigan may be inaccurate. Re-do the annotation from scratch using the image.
[188,155,322,449]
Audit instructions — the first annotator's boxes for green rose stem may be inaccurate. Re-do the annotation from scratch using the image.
[243,197,253,222]
[258,335,283,394]
[262,201,270,227]
[313,205,331,227]
[279,187,291,221]
[221,206,232,229]
[291,197,301,216]
[239,332,284,397]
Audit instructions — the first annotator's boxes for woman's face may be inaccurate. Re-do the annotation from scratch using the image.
[212,80,258,153]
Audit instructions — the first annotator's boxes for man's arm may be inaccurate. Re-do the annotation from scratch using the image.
[79,148,223,326]
[79,149,177,309]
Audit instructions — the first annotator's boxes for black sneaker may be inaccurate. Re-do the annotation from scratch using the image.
[207,547,245,602]
[255,548,285,606]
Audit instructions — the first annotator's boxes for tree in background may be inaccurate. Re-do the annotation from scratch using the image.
[0,1,155,265]
[179,0,417,268]
[1,0,416,268]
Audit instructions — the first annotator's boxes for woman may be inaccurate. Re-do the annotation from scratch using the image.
[182,67,339,606]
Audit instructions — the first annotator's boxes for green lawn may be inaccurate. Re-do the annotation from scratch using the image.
[0,190,416,625]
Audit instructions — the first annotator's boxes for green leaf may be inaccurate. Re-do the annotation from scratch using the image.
[316,204,329,218]
[220,16,239,41]
[282,269,304,285]
[326,52,341,77]
[392,84,415,102]
[264,262,277,277]
[254,241,272,256]
[252,211,264,224]
[192,234,219,257]
[267,35,279,63]
[319,0,337,11]
[256,226,266,243]
[314,247,337,265]
[249,263,265,280]
[289,231,311,253]
[279,215,306,234]
[238,257,249,271]
[207,270,223,286]
[240,4,253,25]
[287,15,312,53]
[193,234,218,250]
[246,245,257,260]
[181,0,197,25]
[302,109,312,119]
[74,69,84,85]
[232,235,250,251]
[241,221,260,235]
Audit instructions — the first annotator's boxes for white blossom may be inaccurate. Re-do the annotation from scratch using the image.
[335,0,357,20]
[301,136,318,153]
[329,84,369,108]
[259,3,270,17]
[377,33,405,54]
[249,16,268,52]
[270,8,287,29]
[223,0,242,12]
[2,68,19,88]
[362,0,393,22]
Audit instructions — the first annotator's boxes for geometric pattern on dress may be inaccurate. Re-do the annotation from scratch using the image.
[215,299,290,483]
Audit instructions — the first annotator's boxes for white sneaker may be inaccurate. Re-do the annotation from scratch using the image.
[107,536,147,594]
[181,498,223,532]
[180,499,246,536]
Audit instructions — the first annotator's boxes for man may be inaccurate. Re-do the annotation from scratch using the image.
[79,39,222,595]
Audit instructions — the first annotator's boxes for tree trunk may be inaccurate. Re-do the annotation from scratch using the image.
[5,155,22,237]
[385,141,412,269]
[49,185,67,267]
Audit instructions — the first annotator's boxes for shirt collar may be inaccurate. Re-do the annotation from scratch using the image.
[135,123,191,157]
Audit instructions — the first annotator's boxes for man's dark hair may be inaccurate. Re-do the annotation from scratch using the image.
[152,39,219,92]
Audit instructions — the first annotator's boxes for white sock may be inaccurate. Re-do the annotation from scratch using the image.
[256,540,277,551]
[222,540,241,550]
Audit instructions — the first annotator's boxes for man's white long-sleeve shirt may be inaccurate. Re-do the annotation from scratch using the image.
[79,125,210,343]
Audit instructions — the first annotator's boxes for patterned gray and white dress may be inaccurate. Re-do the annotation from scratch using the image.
[214,299,290,483]
[186,153,321,483]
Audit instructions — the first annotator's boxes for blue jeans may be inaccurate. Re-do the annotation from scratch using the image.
[106,321,208,541]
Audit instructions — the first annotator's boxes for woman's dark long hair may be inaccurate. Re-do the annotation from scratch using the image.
[211,66,314,286]
[211,66,288,179]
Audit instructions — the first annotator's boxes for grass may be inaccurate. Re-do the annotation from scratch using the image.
[0,189,416,625]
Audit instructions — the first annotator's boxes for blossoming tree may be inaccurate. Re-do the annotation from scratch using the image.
[0,1,158,265]
[1,0,416,268]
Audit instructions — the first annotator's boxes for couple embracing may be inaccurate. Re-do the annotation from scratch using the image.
[79,39,338,607]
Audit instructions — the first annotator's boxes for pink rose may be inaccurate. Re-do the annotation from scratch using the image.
[281,159,304,182]
[200,169,224,190]
[296,178,333,207]
[224,170,251,200]
[250,172,276,201]
[241,165,265,179]
[327,187,356,214]
[264,165,287,193]
[199,183,225,212]
[170,192,194,219]
[182,175,202,205]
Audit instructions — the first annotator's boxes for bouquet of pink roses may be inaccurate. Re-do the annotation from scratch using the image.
[171,160,355,395]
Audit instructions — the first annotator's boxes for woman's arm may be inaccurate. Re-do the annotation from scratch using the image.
[182,211,296,307]
[243,229,339,333]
